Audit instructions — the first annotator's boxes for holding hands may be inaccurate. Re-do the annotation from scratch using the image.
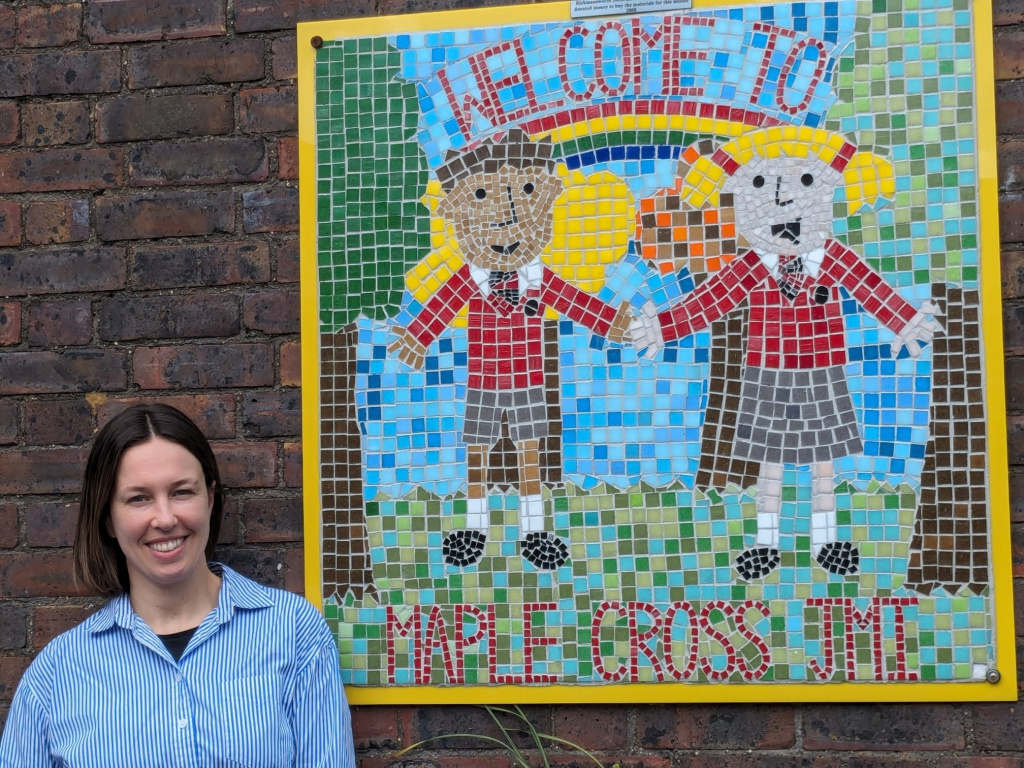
[890,300,944,358]
[627,300,665,360]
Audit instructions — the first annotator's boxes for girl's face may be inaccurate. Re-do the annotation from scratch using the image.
[724,153,843,254]
[107,437,214,597]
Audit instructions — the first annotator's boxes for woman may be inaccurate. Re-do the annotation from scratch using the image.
[0,404,356,768]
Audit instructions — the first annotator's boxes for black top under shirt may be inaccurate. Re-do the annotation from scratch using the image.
[157,626,199,662]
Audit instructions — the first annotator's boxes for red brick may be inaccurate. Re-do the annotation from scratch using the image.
[282,546,303,594]
[24,199,90,245]
[0,550,91,597]
[0,100,18,145]
[129,138,268,186]
[1003,307,1024,354]
[1005,250,1024,300]
[17,4,83,48]
[0,604,28,650]
[0,6,14,48]
[217,547,286,589]
[0,350,126,395]
[243,187,298,233]
[552,705,627,751]
[276,238,299,283]
[24,398,94,445]
[1004,196,1024,247]
[802,704,964,750]
[131,241,271,290]
[1009,415,1024,463]
[0,302,20,346]
[0,247,126,296]
[0,504,17,549]
[1016,579,1024,636]
[351,706,401,750]
[995,0,1024,24]
[239,86,297,134]
[0,448,83,495]
[272,36,297,80]
[0,449,87,493]
[639,705,795,750]
[545,759,666,768]
[133,343,273,389]
[129,38,264,88]
[219,494,241,545]
[280,340,301,387]
[283,442,301,487]
[244,291,299,335]
[0,201,21,247]
[21,101,90,147]
[0,657,30,699]
[974,703,1024,750]
[1012,466,1024,522]
[98,294,240,341]
[359,759,509,768]
[32,605,98,648]
[27,300,92,347]
[0,50,121,98]
[243,390,301,438]
[25,500,78,547]
[277,137,298,180]
[234,0,372,33]
[97,190,234,241]
[404,706,547,749]
[0,147,122,194]
[212,442,278,488]
[998,81,1024,135]
[995,29,1024,80]
[96,93,233,143]
[86,0,226,43]
[687,757,837,768]
[242,496,302,542]
[95,393,236,439]
[0,400,17,445]
[1008,357,1024,410]
[1000,141,1024,194]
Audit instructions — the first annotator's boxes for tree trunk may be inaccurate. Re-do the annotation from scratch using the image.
[906,284,989,595]
[320,323,376,603]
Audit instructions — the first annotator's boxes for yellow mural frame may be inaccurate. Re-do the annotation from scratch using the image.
[298,0,1015,704]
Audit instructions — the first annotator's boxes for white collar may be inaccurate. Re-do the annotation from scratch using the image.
[754,246,827,279]
[469,258,544,296]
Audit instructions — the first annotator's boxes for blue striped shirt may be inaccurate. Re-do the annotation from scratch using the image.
[0,565,355,768]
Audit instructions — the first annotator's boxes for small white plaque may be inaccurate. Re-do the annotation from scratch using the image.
[570,0,693,18]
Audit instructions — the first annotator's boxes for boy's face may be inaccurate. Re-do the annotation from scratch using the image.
[723,153,843,254]
[438,164,564,271]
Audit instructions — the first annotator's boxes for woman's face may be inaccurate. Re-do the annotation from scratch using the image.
[107,437,214,596]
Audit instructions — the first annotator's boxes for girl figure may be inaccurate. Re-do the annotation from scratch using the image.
[629,126,942,581]
[0,404,356,767]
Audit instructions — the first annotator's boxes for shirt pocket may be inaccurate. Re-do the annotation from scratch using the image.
[219,674,294,768]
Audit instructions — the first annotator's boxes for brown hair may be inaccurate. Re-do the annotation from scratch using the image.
[435,128,558,192]
[73,403,223,596]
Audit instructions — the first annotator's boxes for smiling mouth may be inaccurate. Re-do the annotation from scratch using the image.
[770,220,802,242]
[148,537,185,553]
[490,242,520,255]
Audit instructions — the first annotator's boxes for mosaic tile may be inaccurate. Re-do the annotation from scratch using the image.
[306,0,1009,697]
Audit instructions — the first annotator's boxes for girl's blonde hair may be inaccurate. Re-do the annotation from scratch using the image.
[677,125,895,214]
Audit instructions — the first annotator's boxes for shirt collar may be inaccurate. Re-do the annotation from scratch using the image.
[87,564,274,634]
[468,258,544,296]
[754,246,826,278]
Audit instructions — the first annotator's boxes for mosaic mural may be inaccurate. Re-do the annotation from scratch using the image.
[298,0,1014,701]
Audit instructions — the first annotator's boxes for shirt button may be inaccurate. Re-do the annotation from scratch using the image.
[178,719,187,729]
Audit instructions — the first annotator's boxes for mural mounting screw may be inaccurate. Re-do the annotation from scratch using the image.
[987,669,1001,684]
[311,36,323,49]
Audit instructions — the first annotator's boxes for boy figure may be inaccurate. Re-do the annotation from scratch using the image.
[629,129,942,580]
[390,129,629,570]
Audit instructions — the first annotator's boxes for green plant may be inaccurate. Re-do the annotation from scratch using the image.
[394,704,620,768]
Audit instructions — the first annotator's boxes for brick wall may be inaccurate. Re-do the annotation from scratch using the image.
[0,0,1022,765]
